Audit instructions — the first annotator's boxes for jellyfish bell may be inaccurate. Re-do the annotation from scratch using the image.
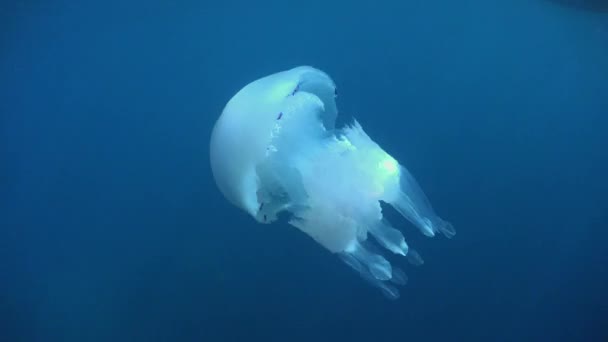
[210,67,337,220]
[209,66,454,299]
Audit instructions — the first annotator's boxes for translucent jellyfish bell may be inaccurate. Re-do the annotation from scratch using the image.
[210,66,454,299]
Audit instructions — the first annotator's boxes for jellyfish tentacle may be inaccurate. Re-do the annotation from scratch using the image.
[345,241,392,281]
[368,219,409,256]
[339,252,400,300]
[406,249,425,266]
[387,166,455,239]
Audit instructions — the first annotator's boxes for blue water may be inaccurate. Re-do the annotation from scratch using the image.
[2,1,607,341]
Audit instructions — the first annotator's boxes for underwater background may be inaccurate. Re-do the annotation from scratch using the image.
[2,0,607,341]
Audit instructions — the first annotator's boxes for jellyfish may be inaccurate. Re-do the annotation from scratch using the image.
[209,66,454,299]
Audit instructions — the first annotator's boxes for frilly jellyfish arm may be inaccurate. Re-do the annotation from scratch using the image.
[209,66,454,299]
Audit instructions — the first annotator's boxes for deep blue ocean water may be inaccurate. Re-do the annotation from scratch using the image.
[2,1,607,341]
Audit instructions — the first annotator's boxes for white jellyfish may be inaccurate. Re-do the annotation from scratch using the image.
[209,66,454,299]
